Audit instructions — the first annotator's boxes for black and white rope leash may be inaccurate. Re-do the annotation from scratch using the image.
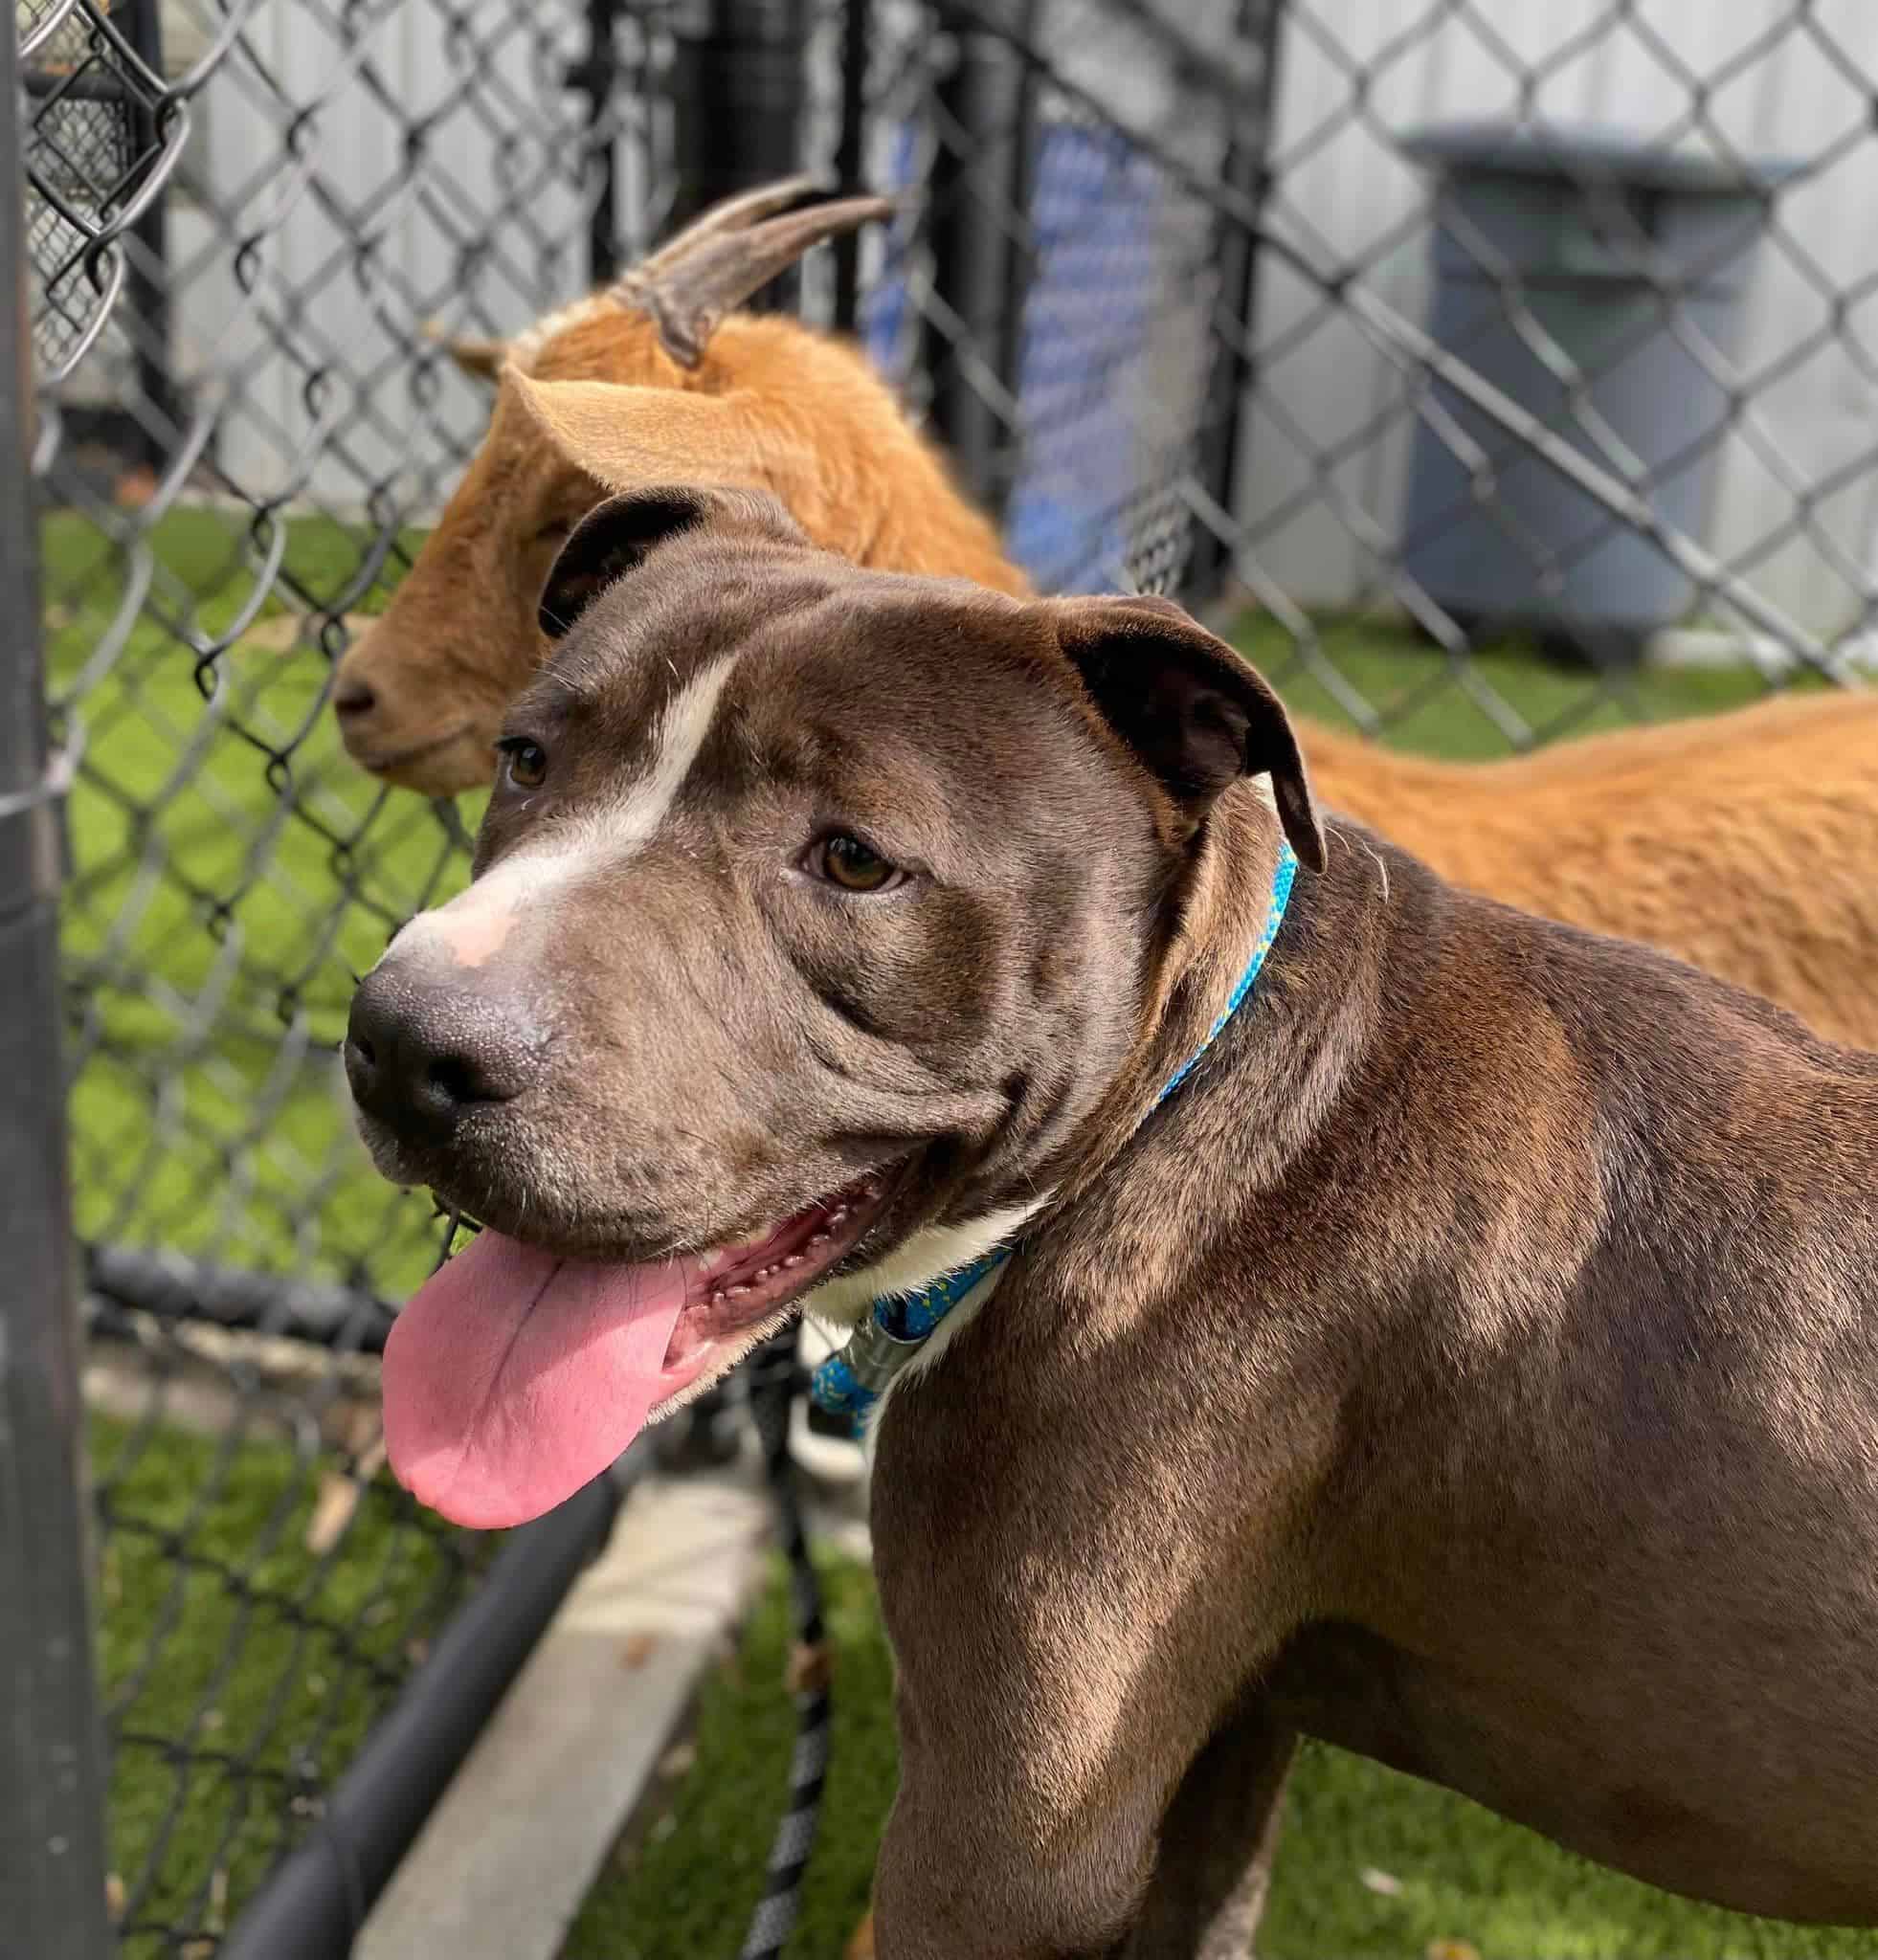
[739,1329,835,1960]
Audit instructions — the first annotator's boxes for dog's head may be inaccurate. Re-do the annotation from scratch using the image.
[347,485,1323,1526]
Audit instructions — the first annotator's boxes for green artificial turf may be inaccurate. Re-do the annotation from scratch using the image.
[565,1554,1874,1960]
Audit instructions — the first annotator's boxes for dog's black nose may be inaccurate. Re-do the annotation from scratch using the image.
[346,966,535,1132]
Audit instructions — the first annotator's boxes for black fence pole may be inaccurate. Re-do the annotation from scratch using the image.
[668,0,809,312]
[578,0,622,283]
[118,0,173,476]
[1185,0,1287,606]
[923,0,1029,519]
[831,0,870,330]
[0,22,116,1960]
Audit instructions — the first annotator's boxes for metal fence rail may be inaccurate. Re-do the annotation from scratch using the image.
[6,0,1874,1952]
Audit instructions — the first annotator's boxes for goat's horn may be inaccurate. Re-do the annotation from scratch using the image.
[622,192,898,370]
[418,320,509,382]
[628,172,831,283]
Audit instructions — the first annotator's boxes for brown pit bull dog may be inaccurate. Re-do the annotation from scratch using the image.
[347,485,1878,1958]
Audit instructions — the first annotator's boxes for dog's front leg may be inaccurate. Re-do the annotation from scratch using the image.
[1120,1694,1297,1960]
[869,1671,1178,1960]
[870,1777,1152,1960]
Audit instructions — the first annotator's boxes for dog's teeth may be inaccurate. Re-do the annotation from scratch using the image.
[808,1232,831,1247]
[727,1283,752,1299]
[782,1253,806,1269]
[709,1288,727,1307]
[753,1265,773,1281]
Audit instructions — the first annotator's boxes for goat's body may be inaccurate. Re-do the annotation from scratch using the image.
[1306,694,1878,1048]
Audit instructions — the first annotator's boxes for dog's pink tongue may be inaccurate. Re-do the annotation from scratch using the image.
[382,1229,687,1530]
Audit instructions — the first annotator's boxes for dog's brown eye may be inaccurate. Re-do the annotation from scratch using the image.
[534,517,573,545]
[810,834,903,893]
[498,738,548,789]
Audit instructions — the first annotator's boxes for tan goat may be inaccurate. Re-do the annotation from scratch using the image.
[333,179,1878,1051]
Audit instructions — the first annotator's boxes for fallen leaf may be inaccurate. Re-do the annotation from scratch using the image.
[786,1639,833,1695]
[1426,1941,1481,1960]
[844,1912,878,1960]
[113,465,159,510]
[620,1632,658,1670]
[104,1873,125,1923]
[657,1740,696,1781]
[342,1405,385,1457]
[304,1474,362,1557]
[305,1441,388,1557]
[1360,1866,1403,1897]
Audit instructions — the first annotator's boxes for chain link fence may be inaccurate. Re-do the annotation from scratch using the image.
[867,0,1878,720]
[8,0,1874,1953]
[17,0,684,1950]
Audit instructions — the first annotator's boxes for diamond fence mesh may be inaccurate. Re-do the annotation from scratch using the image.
[8,0,1875,1952]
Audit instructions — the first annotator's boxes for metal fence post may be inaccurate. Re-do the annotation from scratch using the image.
[1185,0,1286,606]
[0,21,115,1960]
[119,0,173,475]
[669,0,809,312]
[576,0,624,284]
[923,0,1029,515]
[831,0,870,330]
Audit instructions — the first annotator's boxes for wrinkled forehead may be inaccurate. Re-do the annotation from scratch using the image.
[515,551,1064,796]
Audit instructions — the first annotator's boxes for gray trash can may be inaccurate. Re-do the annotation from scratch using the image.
[1398,122,1795,664]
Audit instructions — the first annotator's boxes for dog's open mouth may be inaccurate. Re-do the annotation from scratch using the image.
[380,1173,889,1530]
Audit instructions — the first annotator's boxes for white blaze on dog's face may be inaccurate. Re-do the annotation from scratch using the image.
[344,486,1324,1529]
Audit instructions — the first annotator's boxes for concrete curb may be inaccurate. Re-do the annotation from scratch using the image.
[356,1464,773,1960]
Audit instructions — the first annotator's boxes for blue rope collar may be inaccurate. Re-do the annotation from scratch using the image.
[811,841,1300,1427]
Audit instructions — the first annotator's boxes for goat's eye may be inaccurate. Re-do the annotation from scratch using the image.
[498,737,548,789]
[806,833,904,894]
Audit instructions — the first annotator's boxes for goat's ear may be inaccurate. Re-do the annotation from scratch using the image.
[501,368,804,501]
[538,484,807,640]
[1051,594,1327,870]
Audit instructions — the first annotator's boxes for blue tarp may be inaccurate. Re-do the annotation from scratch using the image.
[861,120,1171,594]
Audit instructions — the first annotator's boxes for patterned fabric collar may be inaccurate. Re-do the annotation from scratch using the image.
[810,841,1301,1427]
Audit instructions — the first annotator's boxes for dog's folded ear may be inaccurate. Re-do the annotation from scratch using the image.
[1053,594,1327,872]
[539,484,808,640]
